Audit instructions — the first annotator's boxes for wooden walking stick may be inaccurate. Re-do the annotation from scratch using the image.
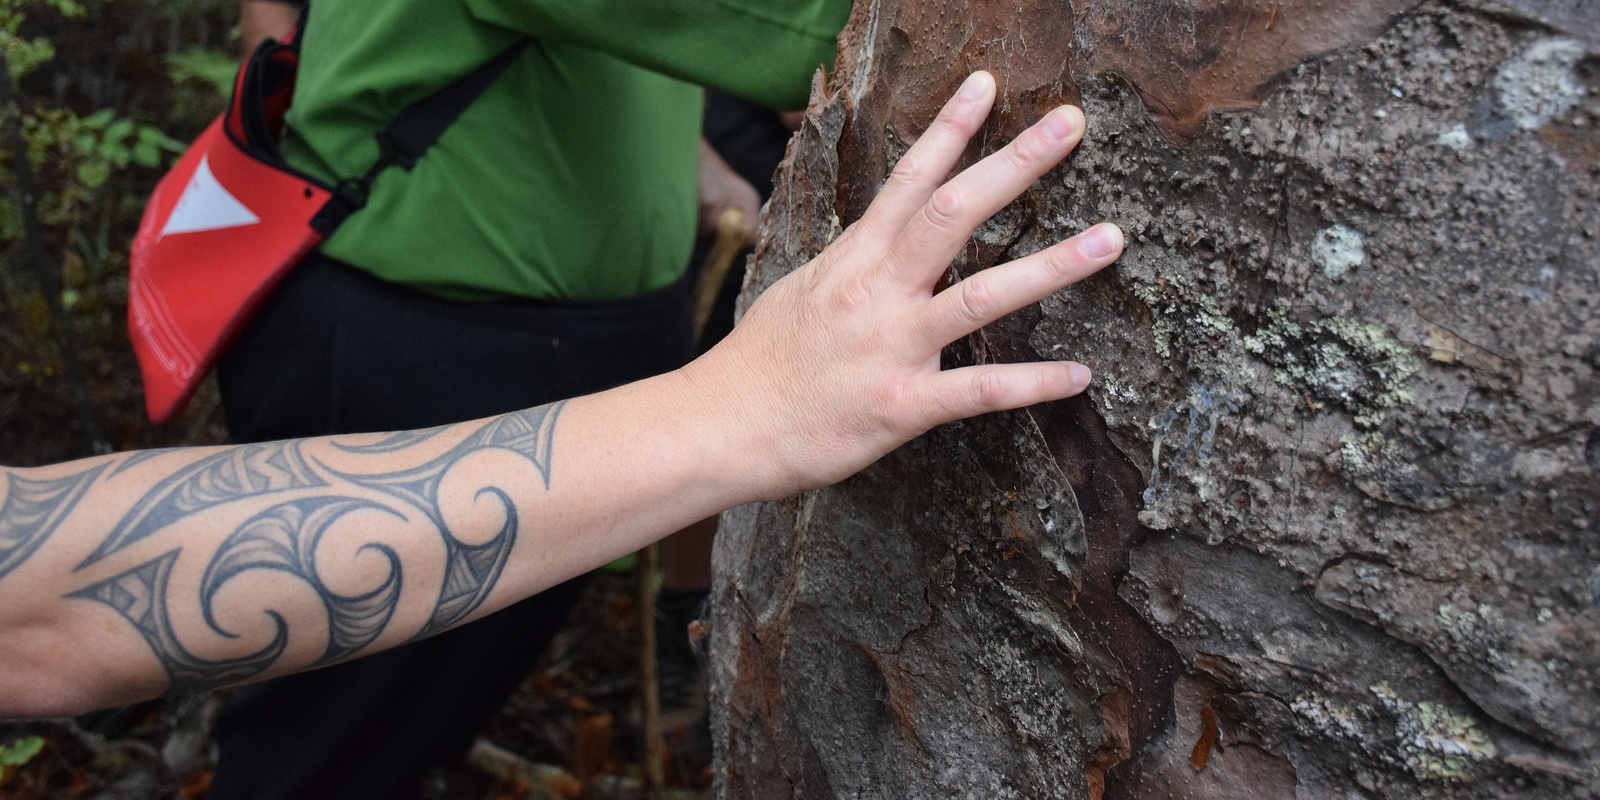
[691,207,753,337]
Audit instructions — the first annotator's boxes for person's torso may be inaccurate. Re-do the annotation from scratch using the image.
[281,0,702,300]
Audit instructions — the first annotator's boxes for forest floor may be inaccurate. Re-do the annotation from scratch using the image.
[428,572,715,800]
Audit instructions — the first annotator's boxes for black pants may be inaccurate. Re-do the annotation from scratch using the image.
[207,252,695,800]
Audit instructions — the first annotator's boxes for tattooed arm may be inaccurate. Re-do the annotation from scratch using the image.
[0,73,1125,715]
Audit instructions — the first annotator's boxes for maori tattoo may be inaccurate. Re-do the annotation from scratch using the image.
[108,447,178,477]
[69,549,287,692]
[329,425,453,456]
[201,497,405,665]
[59,400,567,692]
[328,402,564,637]
[80,441,326,569]
[427,487,518,637]
[0,464,107,581]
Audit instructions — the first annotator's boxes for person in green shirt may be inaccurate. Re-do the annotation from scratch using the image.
[277,0,829,299]
[206,1,849,797]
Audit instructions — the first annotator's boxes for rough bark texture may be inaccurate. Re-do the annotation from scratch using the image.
[711,1,1600,797]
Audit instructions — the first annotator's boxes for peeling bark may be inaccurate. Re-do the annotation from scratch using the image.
[712,1,1600,797]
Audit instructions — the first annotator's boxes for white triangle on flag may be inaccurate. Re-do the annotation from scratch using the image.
[159,155,261,237]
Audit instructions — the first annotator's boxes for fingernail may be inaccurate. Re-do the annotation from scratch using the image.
[959,71,991,101]
[1068,363,1092,388]
[1080,225,1122,259]
[1042,107,1077,141]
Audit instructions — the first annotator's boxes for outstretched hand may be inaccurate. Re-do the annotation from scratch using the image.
[684,71,1124,497]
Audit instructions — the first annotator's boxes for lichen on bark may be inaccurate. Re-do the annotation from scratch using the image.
[712,1,1600,797]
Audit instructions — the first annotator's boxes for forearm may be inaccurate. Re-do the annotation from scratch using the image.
[0,370,752,715]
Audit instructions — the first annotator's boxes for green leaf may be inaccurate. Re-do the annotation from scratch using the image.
[136,125,186,156]
[103,117,134,143]
[166,47,239,96]
[76,160,109,188]
[83,108,115,128]
[5,36,57,78]
[0,735,44,768]
[132,139,160,167]
[155,132,187,153]
[0,202,18,242]
[27,0,88,18]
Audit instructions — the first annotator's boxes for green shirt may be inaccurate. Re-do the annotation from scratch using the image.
[282,0,848,300]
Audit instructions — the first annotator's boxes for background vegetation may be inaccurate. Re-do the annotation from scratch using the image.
[0,0,235,469]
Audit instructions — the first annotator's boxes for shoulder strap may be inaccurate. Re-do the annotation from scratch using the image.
[377,40,531,170]
[311,38,532,235]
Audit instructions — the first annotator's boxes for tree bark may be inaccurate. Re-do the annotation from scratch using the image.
[710,1,1600,797]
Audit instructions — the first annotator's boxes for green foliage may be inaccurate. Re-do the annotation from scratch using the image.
[0,734,45,785]
[0,0,238,464]
[0,734,43,766]
[167,46,237,96]
[2,106,183,246]
[0,0,85,79]
[35,107,183,185]
[0,0,187,262]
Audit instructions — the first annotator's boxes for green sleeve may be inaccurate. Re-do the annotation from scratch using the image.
[461,0,851,109]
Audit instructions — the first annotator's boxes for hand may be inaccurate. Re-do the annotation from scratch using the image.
[697,139,762,247]
[684,71,1124,497]
[238,0,300,54]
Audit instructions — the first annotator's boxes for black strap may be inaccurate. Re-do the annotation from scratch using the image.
[377,40,531,170]
[311,38,532,235]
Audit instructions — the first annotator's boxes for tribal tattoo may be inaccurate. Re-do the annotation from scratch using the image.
[324,402,563,637]
[69,549,288,692]
[329,425,453,455]
[106,447,178,477]
[80,441,326,569]
[0,463,107,581]
[200,497,406,665]
[20,400,568,694]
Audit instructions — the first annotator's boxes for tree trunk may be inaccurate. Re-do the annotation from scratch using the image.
[709,1,1600,797]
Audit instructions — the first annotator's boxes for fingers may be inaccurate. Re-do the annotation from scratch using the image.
[906,223,1123,355]
[916,361,1093,428]
[882,105,1087,292]
[859,71,997,239]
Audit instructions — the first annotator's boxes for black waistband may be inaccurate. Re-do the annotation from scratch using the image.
[298,250,693,330]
